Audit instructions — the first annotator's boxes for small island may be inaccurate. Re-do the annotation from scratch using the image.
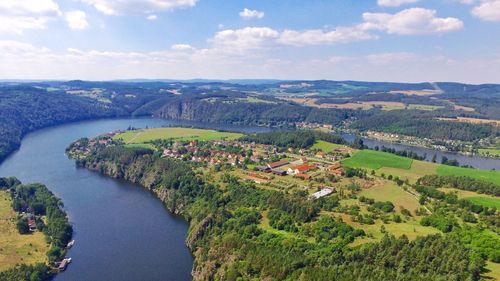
[0,177,73,281]
[67,127,500,280]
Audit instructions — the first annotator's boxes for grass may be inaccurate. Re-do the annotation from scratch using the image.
[378,160,438,184]
[114,127,243,144]
[311,140,346,152]
[483,261,500,280]
[437,165,500,186]
[466,197,500,208]
[342,150,413,170]
[0,191,48,271]
[237,97,277,104]
[359,180,420,212]
[479,148,500,157]
[406,104,444,111]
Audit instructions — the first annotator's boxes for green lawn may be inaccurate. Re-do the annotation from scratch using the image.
[406,104,444,111]
[0,191,48,271]
[360,180,420,212]
[342,150,413,170]
[437,165,500,186]
[466,197,500,208]
[114,127,243,144]
[311,140,346,152]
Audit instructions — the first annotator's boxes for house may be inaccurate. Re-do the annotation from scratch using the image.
[27,217,36,231]
[311,188,334,199]
[287,163,317,175]
[267,160,289,169]
[271,169,287,176]
[327,163,343,176]
[256,166,271,172]
[295,173,311,180]
[315,151,325,158]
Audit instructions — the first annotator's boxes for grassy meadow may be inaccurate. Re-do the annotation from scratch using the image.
[0,191,48,271]
[311,140,346,152]
[342,150,413,170]
[437,165,500,185]
[114,127,243,145]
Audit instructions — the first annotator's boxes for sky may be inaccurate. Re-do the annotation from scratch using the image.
[0,0,499,83]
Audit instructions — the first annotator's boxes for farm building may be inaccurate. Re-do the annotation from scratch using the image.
[311,188,334,199]
[267,160,289,169]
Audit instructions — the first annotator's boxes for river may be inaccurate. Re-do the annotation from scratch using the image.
[341,134,500,170]
[0,118,272,281]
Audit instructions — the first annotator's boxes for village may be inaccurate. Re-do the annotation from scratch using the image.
[158,138,353,200]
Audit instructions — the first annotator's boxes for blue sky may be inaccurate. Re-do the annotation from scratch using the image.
[0,0,499,83]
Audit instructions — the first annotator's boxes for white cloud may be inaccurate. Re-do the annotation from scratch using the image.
[209,25,375,51]
[472,0,500,22]
[81,0,198,15]
[377,0,419,7]
[65,11,89,30]
[366,52,417,65]
[210,27,280,52]
[147,14,158,20]
[239,8,264,19]
[171,44,195,51]
[0,0,61,33]
[362,8,464,35]
[278,26,376,46]
[1,40,500,83]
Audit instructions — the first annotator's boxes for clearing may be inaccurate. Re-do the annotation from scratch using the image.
[0,191,48,271]
[114,127,243,144]
[437,165,500,186]
[342,150,413,170]
[311,140,347,152]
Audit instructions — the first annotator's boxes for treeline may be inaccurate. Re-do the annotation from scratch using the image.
[154,95,358,127]
[240,131,346,148]
[0,177,73,280]
[74,143,485,280]
[373,145,426,160]
[418,175,500,196]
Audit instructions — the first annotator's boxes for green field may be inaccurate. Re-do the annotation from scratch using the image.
[437,165,500,186]
[360,180,420,212]
[406,104,444,111]
[0,191,48,271]
[342,150,413,170]
[114,127,243,144]
[311,140,346,152]
[466,197,500,208]
[479,148,500,157]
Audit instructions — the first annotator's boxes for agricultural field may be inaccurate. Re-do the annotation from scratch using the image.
[311,140,346,152]
[359,180,420,212]
[0,191,48,271]
[114,127,243,145]
[437,165,500,186]
[378,161,438,184]
[466,197,500,209]
[342,150,413,170]
[406,104,444,111]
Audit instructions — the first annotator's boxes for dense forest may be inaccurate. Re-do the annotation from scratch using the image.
[72,145,487,280]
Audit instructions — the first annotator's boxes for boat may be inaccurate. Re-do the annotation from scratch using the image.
[58,258,71,272]
[67,240,75,248]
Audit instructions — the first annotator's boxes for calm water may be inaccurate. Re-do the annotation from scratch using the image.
[342,133,500,170]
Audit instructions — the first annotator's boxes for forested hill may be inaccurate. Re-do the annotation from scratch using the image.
[0,85,168,162]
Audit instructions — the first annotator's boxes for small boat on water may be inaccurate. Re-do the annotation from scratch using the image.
[67,240,75,248]
[58,257,72,272]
